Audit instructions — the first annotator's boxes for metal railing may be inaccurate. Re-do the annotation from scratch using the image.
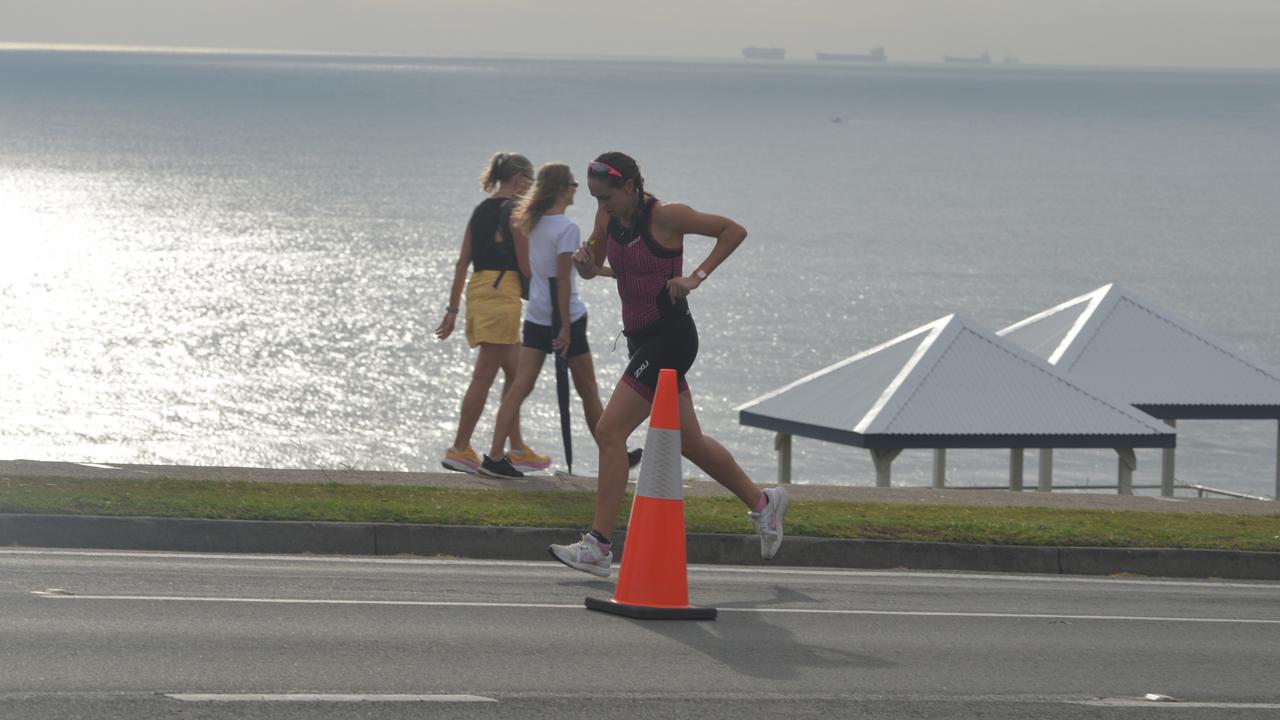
[951,482,1274,501]
[1182,483,1273,501]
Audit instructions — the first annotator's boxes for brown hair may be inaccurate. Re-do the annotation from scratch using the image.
[514,163,575,233]
[589,151,647,205]
[480,152,533,192]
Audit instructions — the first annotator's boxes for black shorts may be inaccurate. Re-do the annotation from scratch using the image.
[522,315,590,358]
[622,314,698,402]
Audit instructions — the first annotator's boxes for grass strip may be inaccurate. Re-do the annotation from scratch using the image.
[2,477,1278,552]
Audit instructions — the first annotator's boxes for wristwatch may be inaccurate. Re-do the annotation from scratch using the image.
[694,269,708,281]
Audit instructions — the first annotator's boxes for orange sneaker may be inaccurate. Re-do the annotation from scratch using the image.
[506,446,551,472]
[441,446,481,474]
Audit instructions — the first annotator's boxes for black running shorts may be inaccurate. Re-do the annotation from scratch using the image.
[522,315,590,358]
[621,314,698,402]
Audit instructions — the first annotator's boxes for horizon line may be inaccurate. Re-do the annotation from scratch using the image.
[1,41,1278,74]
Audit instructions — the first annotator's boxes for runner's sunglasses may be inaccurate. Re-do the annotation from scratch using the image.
[587,161,624,178]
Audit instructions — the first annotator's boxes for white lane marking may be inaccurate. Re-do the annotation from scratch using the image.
[29,592,1280,625]
[3,549,1276,590]
[1078,698,1280,709]
[167,693,496,703]
[74,462,121,469]
[31,592,578,609]
[694,566,1280,591]
[197,693,1274,709]
[728,608,1280,624]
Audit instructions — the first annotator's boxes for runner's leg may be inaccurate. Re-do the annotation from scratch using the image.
[589,380,649,538]
[678,389,763,510]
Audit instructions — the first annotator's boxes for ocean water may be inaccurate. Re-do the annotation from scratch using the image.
[2,49,1279,496]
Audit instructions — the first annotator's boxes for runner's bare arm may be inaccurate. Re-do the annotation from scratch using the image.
[574,206,614,278]
[656,203,746,298]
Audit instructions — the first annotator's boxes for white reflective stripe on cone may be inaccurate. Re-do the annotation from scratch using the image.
[636,427,683,500]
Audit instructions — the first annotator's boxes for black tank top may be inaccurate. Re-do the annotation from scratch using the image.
[468,197,518,273]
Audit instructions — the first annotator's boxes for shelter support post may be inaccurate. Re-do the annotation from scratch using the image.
[870,448,902,488]
[1116,448,1137,495]
[1275,420,1279,501]
[1009,448,1024,491]
[775,432,792,485]
[1038,449,1053,492]
[1161,419,1176,497]
[932,449,946,489]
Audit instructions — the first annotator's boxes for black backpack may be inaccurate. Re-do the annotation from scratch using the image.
[492,200,530,300]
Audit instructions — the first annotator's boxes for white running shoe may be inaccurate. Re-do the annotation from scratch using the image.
[749,487,790,560]
[548,533,613,578]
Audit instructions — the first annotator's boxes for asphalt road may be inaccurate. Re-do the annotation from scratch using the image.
[2,548,1279,719]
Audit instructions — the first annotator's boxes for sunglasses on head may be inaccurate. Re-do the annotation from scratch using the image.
[587,161,624,178]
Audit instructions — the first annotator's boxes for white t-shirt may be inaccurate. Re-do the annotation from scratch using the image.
[525,213,588,326]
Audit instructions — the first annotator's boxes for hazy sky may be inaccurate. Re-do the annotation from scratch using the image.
[3,0,1279,68]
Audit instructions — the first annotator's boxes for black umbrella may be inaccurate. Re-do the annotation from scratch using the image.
[555,352,572,474]
[549,278,572,474]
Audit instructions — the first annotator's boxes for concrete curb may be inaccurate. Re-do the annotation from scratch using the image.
[2,513,1278,580]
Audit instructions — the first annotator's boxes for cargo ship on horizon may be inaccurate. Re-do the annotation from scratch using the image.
[816,46,887,63]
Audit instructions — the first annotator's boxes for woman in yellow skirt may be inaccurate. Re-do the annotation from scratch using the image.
[435,152,552,473]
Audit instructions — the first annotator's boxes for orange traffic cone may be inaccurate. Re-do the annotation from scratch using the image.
[585,368,717,620]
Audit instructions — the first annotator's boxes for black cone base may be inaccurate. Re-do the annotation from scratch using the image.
[585,596,717,620]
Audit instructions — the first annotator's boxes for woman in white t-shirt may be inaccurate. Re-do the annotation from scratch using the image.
[479,163,605,477]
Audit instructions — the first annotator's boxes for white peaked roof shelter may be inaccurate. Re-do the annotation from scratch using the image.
[1000,283,1280,499]
[738,314,1174,490]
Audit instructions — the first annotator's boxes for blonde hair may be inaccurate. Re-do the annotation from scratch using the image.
[514,163,574,233]
[480,152,533,192]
